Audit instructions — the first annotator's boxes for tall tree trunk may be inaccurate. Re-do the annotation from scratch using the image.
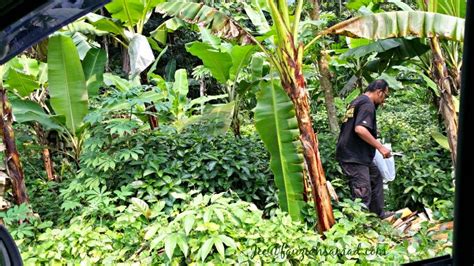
[42,149,54,181]
[310,0,320,20]
[100,8,111,72]
[282,43,335,233]
[307,0,335,232]
[122,46,130,76]
[311,0,338,134]
[0,88,28,204]
[318,51,339,134]
[429,37,458,165]
[34,123,56,181]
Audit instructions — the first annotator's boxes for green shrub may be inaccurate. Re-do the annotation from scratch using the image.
[378,90,454,211]
[59,118,277,220]
[13,124,77,224]
[22,194,451,264]
[0,203,52,244]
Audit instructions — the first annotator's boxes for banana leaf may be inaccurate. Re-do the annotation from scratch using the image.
[48,34,89,135]
[156,1,253,44]
[255,80,305,221]
[323,11,465,42]
[4,69,39,97]
[342,38,430,62]
[105,0,144,27]
[11,99,63,131]
[82,48,107,97]
[185,42,232,84]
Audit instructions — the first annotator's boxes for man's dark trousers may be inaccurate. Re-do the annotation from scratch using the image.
[340,162,384,216]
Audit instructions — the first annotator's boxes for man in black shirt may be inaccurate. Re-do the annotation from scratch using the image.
[336,79,393,218]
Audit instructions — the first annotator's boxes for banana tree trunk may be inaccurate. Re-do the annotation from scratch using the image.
[34,123,56,181]
[0,88,29,204]
[318,51,339,134]
[42,148,55,181]
[122,46,130,76]
[288,84,335,232]
[430,37,458,165]
[282,45,335,232]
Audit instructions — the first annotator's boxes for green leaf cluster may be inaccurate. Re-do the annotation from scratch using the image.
[20,195,451,264]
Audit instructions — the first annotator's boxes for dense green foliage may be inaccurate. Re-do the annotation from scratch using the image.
[0,0,460,264]
[10,90,453,264]
[58,107,276,221]
[19,195,450,264]
[6,82,453,265]
[378,88,454,212]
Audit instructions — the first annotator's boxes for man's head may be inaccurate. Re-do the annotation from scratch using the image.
[364,79,389,107]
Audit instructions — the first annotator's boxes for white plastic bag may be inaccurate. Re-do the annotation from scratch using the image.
[373,144,396,183]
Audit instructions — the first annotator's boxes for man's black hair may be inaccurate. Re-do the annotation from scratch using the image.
[365,79,389,92]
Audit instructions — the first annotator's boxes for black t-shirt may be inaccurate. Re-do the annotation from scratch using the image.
[336,94,377,165]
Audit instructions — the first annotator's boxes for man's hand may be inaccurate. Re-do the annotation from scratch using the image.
[355,125,392,158]
[378,145,392,158]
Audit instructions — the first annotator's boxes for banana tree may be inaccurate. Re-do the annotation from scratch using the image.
[3,35,104,180]
[157,1,335,231]
[185,33,257,136]
[3,55,58,182]
[311,10,465,165]
[0,65,29,204]
[419,0,465,165]
[418,0,466,75]
[83,0,173,129]
[48,34,91,163]
[86,0,166,77]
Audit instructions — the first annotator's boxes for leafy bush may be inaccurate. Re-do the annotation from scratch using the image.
[21,194,451,264]
[378,89,454,211]
[20,199,160,264]
[13,123,77,224]
[431,198,454,222]
[0,203,52,243]
[59,117,276,220]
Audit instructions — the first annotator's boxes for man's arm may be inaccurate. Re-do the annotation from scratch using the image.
[355,125,391,158]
